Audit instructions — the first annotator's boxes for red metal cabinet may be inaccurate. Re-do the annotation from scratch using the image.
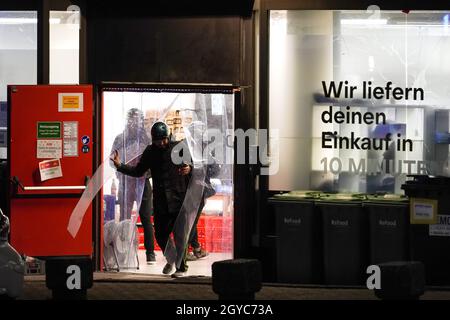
[8,85,93,257]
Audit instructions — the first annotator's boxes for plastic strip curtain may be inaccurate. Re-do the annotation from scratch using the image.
[109,94,148,269]
[108,93,181,270]
[68,92,180,270]
[70,90,234,270]
[165,92,233,269]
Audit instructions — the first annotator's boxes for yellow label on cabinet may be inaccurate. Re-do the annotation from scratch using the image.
[58,93,84,112]
[62,96,80,109]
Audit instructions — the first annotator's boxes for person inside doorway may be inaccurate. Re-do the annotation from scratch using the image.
[111,121,193,277]
[184,121,222,261]
[110,108,156,263]
[186,227,209,261]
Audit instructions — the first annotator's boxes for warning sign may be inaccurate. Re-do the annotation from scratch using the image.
[37,122,61,139]
[63,121,78,157]
[39,159,63,181]
[37,140,62,159]
[58,93,83,112]
[429,215,450,237]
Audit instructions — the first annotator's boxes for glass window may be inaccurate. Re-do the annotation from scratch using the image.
[49,10,80,84]
[0,11,37,159]
[0,11,37,101]
[269,10,450,194]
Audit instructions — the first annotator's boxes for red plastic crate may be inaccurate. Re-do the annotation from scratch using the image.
[138,215,232,253]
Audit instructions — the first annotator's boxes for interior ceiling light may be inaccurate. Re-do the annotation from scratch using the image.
[0,18,37,25]
[0,18,61,24]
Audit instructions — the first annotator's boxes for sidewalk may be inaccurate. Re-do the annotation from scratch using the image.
[19,272,450,300]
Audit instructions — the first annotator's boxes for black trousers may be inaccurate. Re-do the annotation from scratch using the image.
[189,229,200,249]
[188,199,205,250]
[138,179,155,255]
[153,190,188,272]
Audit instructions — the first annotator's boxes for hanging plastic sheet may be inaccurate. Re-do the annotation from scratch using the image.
[103,93,182,270]
[69,90,235,272]
[108,108,148,268]
[68,92,181,270]
[165,92,234,270]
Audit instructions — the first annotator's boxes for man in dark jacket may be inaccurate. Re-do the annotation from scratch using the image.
[111,121,192,276]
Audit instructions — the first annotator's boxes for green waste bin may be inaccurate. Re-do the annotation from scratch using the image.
[363,194,410,265]
[317,193,368,285]
[270,191,322,284]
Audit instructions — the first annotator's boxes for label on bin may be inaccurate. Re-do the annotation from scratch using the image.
[284,217,302,225]
[378,219,397,227]
[410,198,438,224]
[429,215,450,237]
[331,219,349,227]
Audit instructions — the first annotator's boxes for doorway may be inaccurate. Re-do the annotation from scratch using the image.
[100,85,235,277]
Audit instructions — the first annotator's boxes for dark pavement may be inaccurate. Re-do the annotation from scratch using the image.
[18,273,450,300]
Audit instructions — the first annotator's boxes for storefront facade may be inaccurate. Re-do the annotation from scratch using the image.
[4,0,450,286]
[1,0,256,275]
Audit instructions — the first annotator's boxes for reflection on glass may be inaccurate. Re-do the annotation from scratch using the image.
[269,10,450,193]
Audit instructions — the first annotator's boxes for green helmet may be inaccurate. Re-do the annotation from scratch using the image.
[151,121,169,140]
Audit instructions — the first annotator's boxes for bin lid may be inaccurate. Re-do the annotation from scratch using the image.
[365,193,408,202]
[271,190,320,200]
[403,175,450,186]
[317,192,366,202]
